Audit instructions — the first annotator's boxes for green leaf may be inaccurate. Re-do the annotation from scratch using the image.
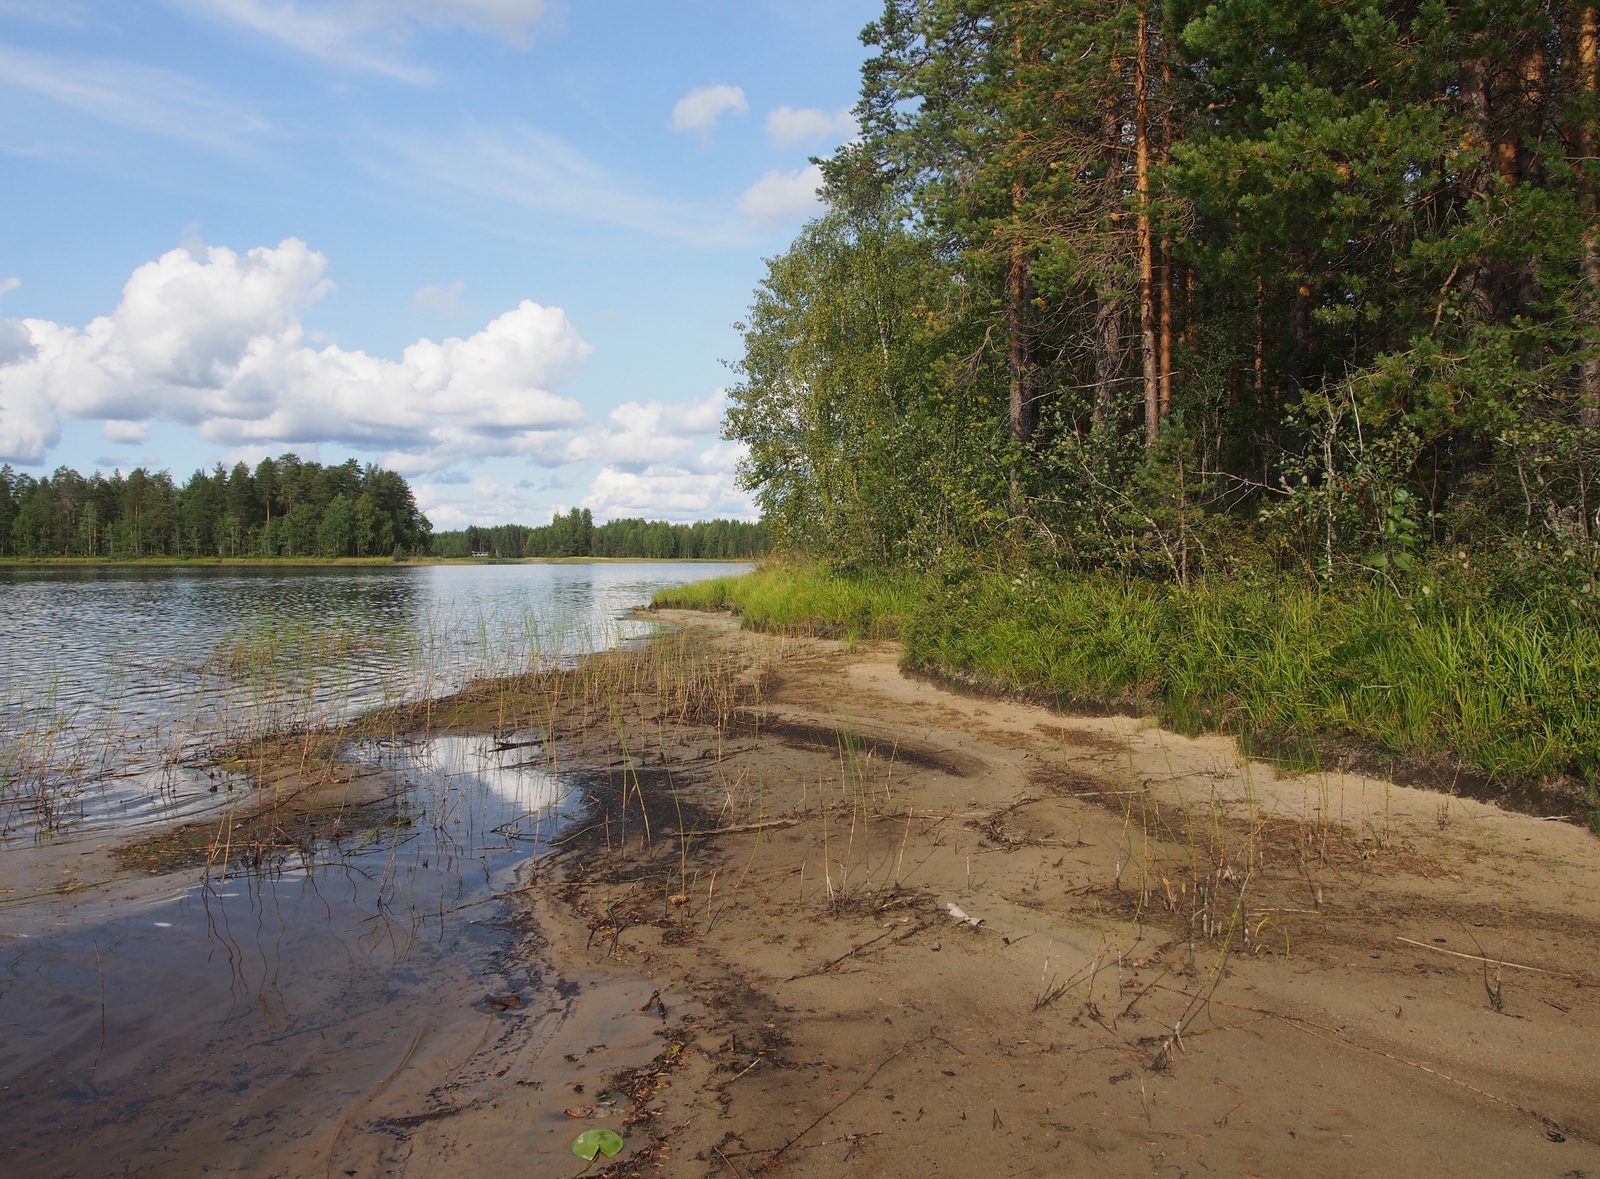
[571,1128,624,1161]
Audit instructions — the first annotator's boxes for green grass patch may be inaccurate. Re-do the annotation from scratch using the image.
[652,562,920,640]
[904,570,1600,800]
[658,561,1599,817]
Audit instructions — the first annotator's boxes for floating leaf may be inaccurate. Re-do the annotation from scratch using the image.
[571,1128,624,1161]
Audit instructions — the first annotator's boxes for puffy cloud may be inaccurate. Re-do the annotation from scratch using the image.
[738,163,824,224]
[564,390,726,469]
[408,389,746,526]
[0,238,591,466]
[414,473,557,530]
[0,279,30,367]
[581,442,756,522]
[172,0,550,81]
[414,280,466,315]
[764,105,856,149]
[669,84,748,139]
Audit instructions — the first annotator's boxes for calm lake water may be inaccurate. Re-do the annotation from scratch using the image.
[0,561,747,1178]
[0,561,746,837]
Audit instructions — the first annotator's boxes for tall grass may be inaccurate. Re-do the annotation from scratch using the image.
[658,562,1600,810]
[651,563,921,640]
[910,572,1600,791]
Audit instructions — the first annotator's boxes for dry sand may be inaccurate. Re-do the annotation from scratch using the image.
[379,612,1600,1178]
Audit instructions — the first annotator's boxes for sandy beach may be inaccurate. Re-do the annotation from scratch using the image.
[362,610,1598,1177]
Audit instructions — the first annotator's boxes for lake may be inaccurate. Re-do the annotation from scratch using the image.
[0,561,747,1177]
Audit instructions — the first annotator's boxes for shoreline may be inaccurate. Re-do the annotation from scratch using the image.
[19,609,1600,1175]
[400,610,1600,1175]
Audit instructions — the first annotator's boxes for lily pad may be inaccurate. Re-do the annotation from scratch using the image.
[571,1128,624,1161]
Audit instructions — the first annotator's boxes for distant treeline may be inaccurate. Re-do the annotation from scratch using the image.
[431,509,770,559]
[0,455,432,559]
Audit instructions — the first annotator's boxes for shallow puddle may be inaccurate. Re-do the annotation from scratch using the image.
[0,735,590,1178]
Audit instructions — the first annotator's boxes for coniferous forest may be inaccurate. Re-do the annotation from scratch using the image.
[430,513,771,560]
[0,459,773,563]
[727,0,1600,603]
[0,456,432,559]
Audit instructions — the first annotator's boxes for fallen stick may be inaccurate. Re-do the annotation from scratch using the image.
[1394,937,1569,978]
[672,818,799,837]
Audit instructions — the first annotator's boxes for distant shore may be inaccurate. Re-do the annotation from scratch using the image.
[0,554,758,568]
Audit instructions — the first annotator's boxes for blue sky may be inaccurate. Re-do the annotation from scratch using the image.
[0,0,877,527]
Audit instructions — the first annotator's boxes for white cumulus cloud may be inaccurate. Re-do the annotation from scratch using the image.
[101,420,150,445]
[0,238,591,468]
[0,278,30,367]
[564,389,726,469]
[414,474,556,530]
[738,163,824,224]
[670,84,748,139]
[581,442,756,522]
[765,105,855,148]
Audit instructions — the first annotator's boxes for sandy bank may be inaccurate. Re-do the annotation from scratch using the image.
[408,610,1600,1178]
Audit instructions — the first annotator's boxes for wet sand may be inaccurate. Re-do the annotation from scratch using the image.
[433,611,1600,1177]
[8,612,1599,1177]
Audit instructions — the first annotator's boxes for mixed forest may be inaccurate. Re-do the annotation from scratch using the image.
[730,0,1600,600]
[710,0,1600,805]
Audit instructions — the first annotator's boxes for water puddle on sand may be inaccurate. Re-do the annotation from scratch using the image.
[0,735,624,1178]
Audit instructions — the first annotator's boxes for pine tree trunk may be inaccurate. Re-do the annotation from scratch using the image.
[1136,6,1159,448]
[1158,59,1174,422]
[1288,279,1312,391]
[1007,235,1037,445]
[1580,5,1599,427]
[1093,51,1125,436]
[1461,53,1496,318]
[1091,298,1125,440]
[1254,274,1266,401]
[1159,238,1174,419]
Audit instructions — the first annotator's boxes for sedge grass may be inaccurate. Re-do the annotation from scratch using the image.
[913,572,1600,816]
[651,562,921,640]
[656,561,1599,821]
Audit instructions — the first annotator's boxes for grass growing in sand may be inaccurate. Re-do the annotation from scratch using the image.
[655,562,1600,826]
[651,562,919,640]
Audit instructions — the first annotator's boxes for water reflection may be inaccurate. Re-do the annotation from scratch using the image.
[0,562,747,838]
[0,732,584,1178]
